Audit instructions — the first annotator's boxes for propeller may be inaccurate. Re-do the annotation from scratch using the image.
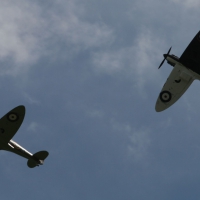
[158,47,172,69]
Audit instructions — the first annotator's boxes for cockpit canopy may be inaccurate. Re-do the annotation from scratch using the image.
[171,54,179,59]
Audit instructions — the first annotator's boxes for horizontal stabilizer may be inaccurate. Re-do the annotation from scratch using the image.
[27,151,49,168]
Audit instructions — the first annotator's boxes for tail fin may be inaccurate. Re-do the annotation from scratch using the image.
[27,151,49,168]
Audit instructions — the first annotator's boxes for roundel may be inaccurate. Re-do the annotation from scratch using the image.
[7,113,19,122]
[159,91,172,103]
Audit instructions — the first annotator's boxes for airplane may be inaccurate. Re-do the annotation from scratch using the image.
[155,30,200,112]
[0,105,48,168]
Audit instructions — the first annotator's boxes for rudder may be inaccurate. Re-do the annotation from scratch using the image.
[27,151,49,168]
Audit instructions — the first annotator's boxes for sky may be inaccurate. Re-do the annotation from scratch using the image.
[1,0,200,199]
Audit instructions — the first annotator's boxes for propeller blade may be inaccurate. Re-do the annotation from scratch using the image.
[158,58,165,69]
[167,46,172,55]
[158,47,172,69]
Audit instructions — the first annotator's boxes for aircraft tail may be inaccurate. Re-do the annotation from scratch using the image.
[27,151,49,168]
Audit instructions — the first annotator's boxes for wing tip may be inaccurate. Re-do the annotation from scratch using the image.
[10,105,26,114]
[155,100,168,112]
[155,106,164,112]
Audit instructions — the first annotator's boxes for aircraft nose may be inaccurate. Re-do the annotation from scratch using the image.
[163,54,167,58]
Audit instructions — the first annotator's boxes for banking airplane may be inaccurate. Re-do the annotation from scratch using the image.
[156,31,200,112]
[0,105,48,168]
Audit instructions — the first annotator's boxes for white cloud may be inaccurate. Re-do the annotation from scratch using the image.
[127,129,151,161]
[23,92,40,105]
[86,109,104,118]
[111,119,132,133]
[111,119,151,161]
[92,48,128,74]
[92,29,164,90]
[133,30,164,87]
[27,121,39,132]
[0,0,114,76]
[0,0,44,75]
[50,13,114,51]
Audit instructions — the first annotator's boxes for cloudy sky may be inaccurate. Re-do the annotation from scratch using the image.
[1,0,200,199]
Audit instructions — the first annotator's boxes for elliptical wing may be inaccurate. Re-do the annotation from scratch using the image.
[179,31,200,75]
[155,64,194,112]
[0,105,25,142]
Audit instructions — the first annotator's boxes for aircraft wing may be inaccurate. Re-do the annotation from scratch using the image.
[179,31,200,75]
[155,64,194,112]
[0,105,25,143]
